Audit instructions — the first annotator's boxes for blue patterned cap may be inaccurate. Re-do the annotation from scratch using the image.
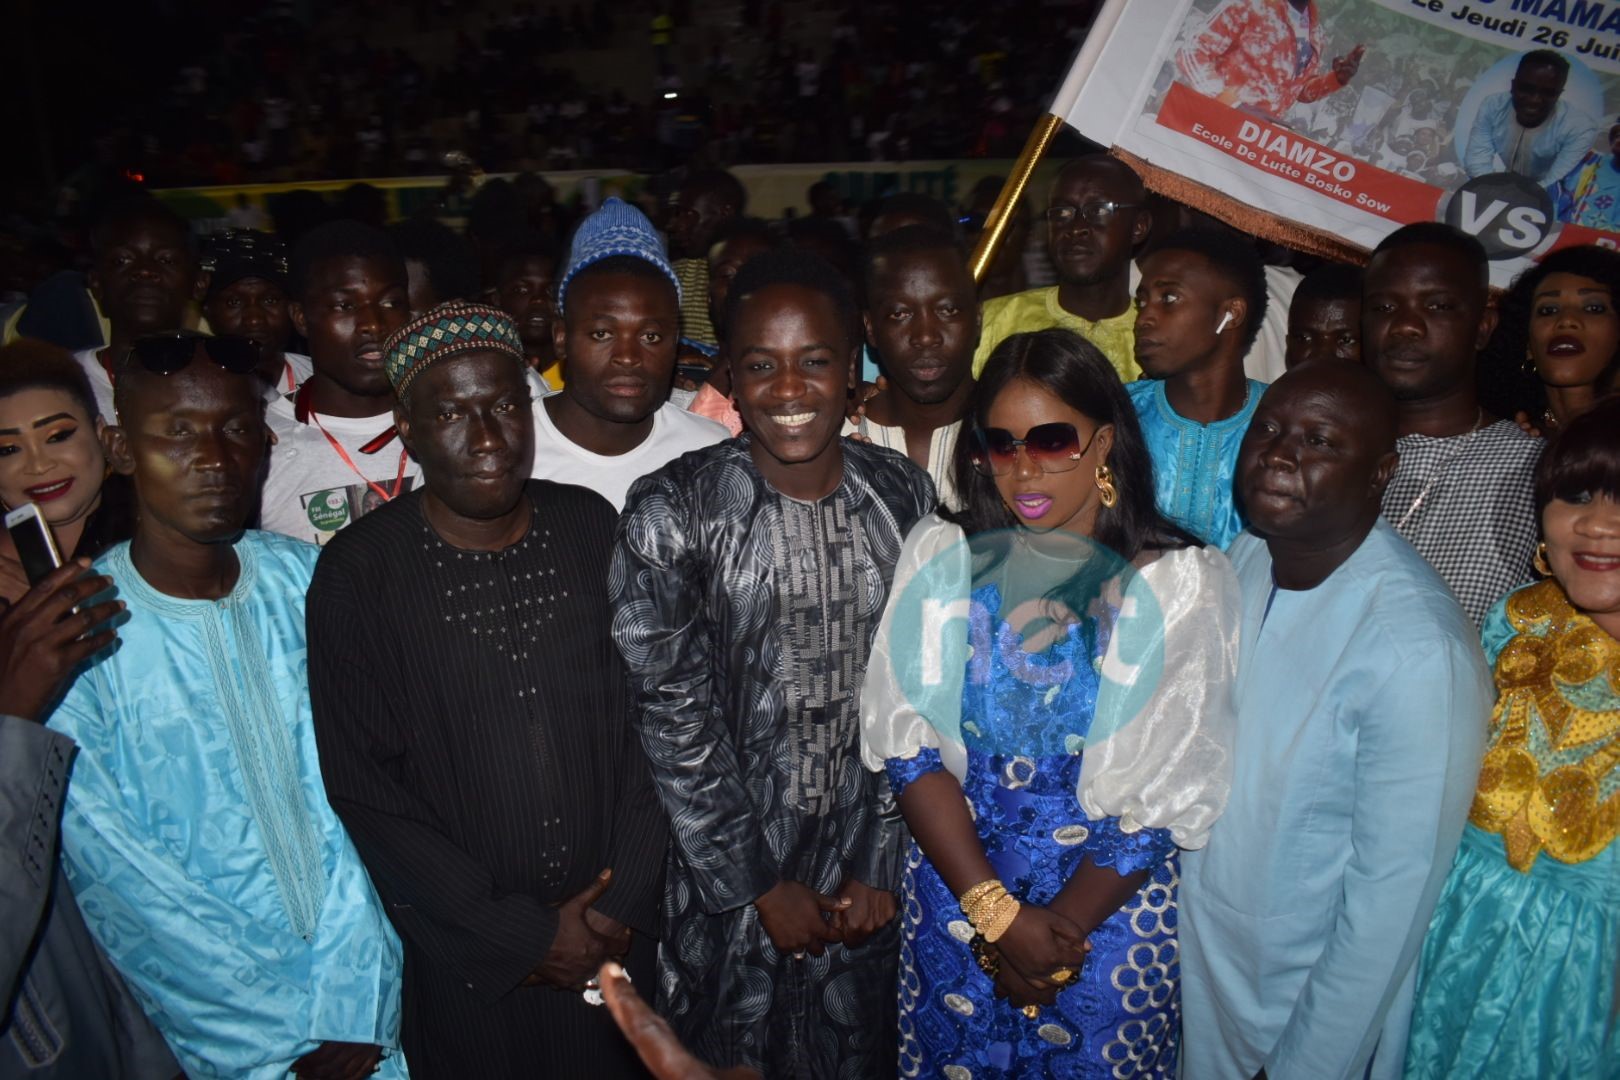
[556,196,682,312]
[383,300,527,399]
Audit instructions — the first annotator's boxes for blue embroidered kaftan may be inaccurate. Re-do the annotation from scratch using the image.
[48,533,406,1080]
[1127,378,1266,549]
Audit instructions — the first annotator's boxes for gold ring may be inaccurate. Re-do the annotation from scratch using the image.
[1049,967,1076,984]
[1022,1004,1041,1020]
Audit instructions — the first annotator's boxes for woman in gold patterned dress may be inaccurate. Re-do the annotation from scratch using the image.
[1405,397,1620,1079]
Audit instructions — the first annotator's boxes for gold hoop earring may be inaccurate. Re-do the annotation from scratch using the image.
[1533,542,1551,577]
[1095,465,1118,509]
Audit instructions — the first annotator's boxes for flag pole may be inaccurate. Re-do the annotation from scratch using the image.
[968,0,1131,284]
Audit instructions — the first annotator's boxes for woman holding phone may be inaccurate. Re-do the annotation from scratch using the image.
[0,340,134,604]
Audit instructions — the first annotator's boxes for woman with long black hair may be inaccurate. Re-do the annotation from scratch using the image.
[861,329,1240,1076]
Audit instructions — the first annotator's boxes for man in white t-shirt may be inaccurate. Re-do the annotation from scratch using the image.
[534,198,727,511]
[76,199,208,422]
[260,221,417,545]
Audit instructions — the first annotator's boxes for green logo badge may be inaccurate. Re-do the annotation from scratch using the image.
[305,489,350,533]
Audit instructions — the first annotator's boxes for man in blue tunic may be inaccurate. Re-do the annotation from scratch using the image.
[1129,229,1269,548]
[1178,362,1491,1079]
[47,335,406,1080]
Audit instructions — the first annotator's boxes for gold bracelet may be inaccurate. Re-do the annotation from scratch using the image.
[959,879,1003,915]
[965,889,1006,929]
[960,881,1008,929]
[982,895,1022,943]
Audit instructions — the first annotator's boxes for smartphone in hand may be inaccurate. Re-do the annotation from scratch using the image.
[4,503,63,586]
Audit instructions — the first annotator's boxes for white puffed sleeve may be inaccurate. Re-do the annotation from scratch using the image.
[1078,544,1241,850]
[859,512,971,784]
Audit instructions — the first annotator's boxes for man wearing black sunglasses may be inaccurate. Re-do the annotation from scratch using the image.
[46,342,408,1080]
[972,156,1151,384]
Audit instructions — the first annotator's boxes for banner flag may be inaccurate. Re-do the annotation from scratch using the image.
[1065,0,1620,286]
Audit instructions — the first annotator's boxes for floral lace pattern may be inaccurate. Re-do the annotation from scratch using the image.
[887,583,1179,1076]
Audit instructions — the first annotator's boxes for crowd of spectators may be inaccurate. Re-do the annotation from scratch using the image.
[77,0,1098,189]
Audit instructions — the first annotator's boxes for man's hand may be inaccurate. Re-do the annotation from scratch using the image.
[1333,44,1365,85]
[845,377,885,429]
[0,561,120,721]
[527,868,620,990]
[599,961,762,1080]
[753,880,846,957]
[584,907,633,959]
[829,878,897,948]
[290,1040,383,1080]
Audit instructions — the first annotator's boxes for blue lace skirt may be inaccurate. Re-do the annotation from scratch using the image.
[891,750,1180,1078]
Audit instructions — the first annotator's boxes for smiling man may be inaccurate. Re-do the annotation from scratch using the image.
[972,155,1151,382]
[309,302,666,1078]
[532,198,727,511]
[1130,228,1269,548]
[850,225,981,508]
[1179,362,1490,1080]
[48,340,406,1080]
[1465,50,1599,185]
[610,249,935,1078]
[260,221,419,545]
[1364,223,1542,625]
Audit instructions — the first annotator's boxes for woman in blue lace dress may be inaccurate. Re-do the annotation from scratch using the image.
[861,330,1241,1078]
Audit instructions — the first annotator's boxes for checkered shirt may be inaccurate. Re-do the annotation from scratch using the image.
[1380,420,1543,628]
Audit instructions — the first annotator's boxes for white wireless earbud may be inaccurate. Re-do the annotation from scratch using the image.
[1215,311,1234,334]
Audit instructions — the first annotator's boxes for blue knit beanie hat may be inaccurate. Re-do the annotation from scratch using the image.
[556,196,682,311]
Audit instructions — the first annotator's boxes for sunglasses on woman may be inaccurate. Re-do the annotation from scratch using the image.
[969,422,1101,476]
[130,331,261,376]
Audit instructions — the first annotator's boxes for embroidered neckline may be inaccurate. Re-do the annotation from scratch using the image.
[104,539,259,620]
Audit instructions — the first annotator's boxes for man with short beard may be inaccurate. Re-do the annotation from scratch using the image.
[309,302,667,1079]
[973,156,1151,382]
